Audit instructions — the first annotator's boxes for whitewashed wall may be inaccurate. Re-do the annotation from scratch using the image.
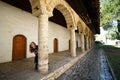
[0,1,81,63]
[76,33,81,47]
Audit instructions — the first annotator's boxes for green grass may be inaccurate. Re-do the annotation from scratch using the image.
[96,42,117,49]
[106,54,120,80]
[96,42,120,80]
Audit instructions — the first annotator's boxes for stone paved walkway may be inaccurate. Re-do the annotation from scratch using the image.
[57,46,100,80]
[57,47,115,80]
[0,48,82,80]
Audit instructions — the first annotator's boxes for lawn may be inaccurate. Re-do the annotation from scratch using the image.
[96,42,120,80]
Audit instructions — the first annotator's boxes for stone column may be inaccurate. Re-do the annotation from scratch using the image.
[89,37,91,48]
[91,36,94,47]
[90,37,92,48]
[91,37,93,47]
[38,14,49,74]
[86,36,89,50]
[80,33,85,52]
[89,36,90,49]
[70,29,76,57]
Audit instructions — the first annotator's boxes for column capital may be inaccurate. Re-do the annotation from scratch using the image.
[29,0,52,17]
[38,14,49,19]
[79,32,84,35]
[68,25,77,31]
[37,10,52,18]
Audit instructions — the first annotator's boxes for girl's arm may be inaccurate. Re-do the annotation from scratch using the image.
[34,50,38,54]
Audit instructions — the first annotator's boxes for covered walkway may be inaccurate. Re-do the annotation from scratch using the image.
[0,48,84,80]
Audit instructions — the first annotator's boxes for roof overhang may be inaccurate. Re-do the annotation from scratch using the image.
[66,0,100,34]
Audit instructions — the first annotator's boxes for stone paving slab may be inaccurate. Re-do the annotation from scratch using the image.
[0,58,44,80]
[57,47,115,80]
[57,47,100,80]
[0,48,83,80]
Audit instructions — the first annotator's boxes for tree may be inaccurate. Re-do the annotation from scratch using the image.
[100,0,120,26]
[105,26,119,40]
[102,22,112,30]
[117,20,120,32]
[100,0,120,40]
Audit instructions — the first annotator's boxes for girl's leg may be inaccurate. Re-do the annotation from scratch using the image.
[35,63,38,70]
[35,54,38,70]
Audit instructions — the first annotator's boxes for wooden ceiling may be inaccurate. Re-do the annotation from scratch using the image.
[66,0,100,34]
[1,0,100,34]
[1,0,32,12]
[1,0,67,28]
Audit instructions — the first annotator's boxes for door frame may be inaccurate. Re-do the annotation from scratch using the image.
[53,38,58,52]
[12,34,27,61]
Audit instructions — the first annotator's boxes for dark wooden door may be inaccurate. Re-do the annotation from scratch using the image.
[76,41,78,48]
[69,40,70,50]
[12,35,26,61]
[84,35,87,50]
[54,38,58,52]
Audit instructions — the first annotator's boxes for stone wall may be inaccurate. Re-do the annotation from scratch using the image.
[0,1,81,63]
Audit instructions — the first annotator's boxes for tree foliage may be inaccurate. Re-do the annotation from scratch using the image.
[106,26,120,40]
[100,0,120,40]
[100,0,120,26]
[117,20,120,32]
[102,22,112,30]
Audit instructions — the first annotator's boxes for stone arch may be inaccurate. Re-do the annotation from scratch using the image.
[86,27,90,36]
[84,26,89,36]
[29,0,75,28]
[49,0,75,28]
[88,29,90,35]
[77,21,84,33]
[89,30,92,37]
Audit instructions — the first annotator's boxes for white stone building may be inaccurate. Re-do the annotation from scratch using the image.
[0,0,100,74]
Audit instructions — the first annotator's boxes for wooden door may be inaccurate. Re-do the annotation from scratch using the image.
[76,41,78,48]
[69,40,70,50]
[84,35,87,50]
[12,35,26,61]
[54,38,58,52]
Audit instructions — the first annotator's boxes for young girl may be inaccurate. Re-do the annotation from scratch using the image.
[30,42,38,70]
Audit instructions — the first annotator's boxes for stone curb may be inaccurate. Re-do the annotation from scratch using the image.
[41,48,93,80]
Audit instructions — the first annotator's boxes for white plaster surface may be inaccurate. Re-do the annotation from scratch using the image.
[0,1,81,63]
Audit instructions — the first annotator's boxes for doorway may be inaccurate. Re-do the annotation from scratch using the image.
[54,38,58,52]
[84,35,87,50]
[12,35,26,61]
[69,40,70,50]
[76,41,78,48]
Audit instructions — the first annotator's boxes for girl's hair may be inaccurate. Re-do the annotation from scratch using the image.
[29,42,36,53]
